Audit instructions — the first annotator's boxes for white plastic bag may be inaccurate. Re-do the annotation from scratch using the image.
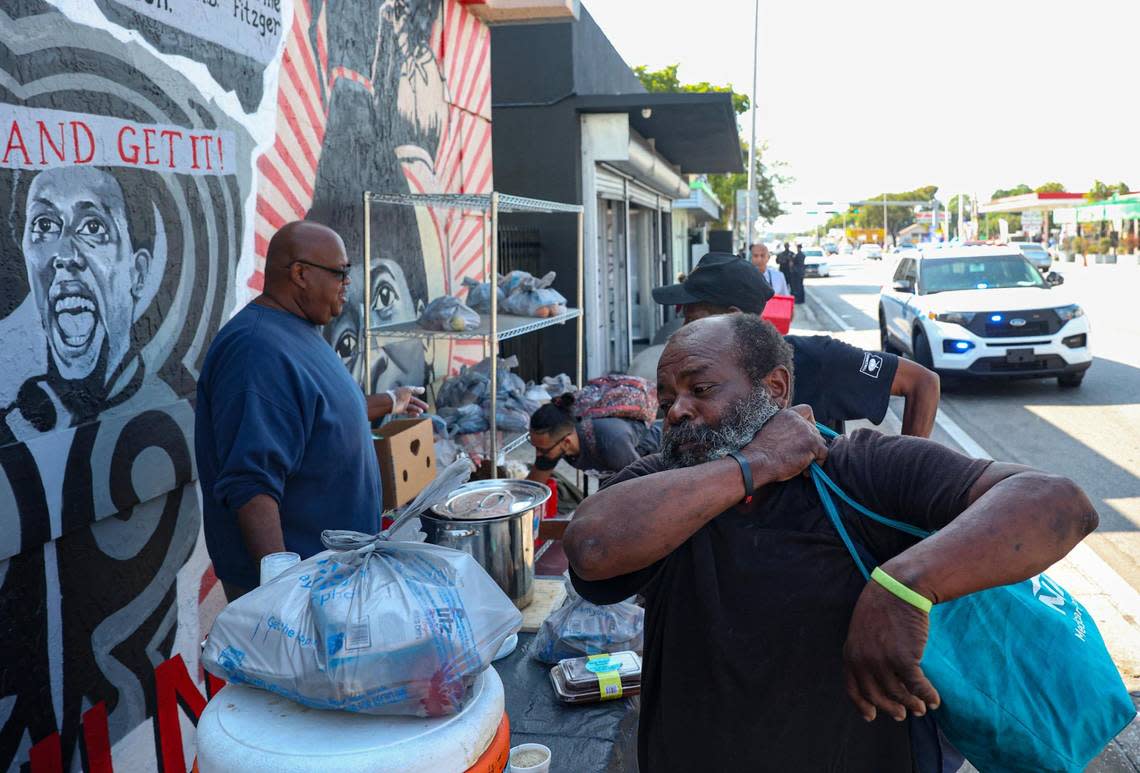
[418,295,481,331]
[203,540,521,716]
[532,576,643,664]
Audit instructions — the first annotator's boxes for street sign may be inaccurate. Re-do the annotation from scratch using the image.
[735,189,758,222]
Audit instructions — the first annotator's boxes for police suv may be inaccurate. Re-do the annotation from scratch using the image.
[878,246,1091,387]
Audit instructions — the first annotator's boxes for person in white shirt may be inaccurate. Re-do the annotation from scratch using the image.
[750,242,791,296]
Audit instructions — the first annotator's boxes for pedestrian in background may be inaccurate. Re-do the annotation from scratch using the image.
[791,242,807,304]
[750,242,790,296]
[777,242,794,290]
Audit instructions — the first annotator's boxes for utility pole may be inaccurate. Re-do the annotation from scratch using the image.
[957,193,965,242]
[882,193,888,246]
[745,0,759,251]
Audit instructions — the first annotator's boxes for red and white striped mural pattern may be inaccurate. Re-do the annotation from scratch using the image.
[252,0,493,375]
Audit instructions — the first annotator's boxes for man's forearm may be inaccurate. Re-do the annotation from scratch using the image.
[883,471,1097,605]
[237,494,287,563]
[565,456,749,581]
[365,393,394,422]
[893,360,939,437]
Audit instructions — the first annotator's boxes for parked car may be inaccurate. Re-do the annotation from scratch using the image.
[1010,240,1053,273]
[822,241,838,255]
[878,246,1090,387]
[857,243,883,260]
[839,242,854,255]
[802,248,830,277]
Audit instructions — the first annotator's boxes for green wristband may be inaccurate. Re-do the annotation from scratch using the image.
[871,567,933,614]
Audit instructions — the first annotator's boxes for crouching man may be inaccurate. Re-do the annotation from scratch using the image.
[564,313,1097,772]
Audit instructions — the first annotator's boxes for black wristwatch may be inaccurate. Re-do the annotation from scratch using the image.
[727,451,754,504]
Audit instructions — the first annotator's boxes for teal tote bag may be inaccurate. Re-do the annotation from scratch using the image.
[808,456,1135,772]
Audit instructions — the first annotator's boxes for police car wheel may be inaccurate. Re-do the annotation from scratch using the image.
[879,309,899,354]
[913,328,934,370]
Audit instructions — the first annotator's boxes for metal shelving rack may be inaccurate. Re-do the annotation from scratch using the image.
[363,191,584,466]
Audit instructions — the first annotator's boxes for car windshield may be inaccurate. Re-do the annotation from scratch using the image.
[805,250,824,257]
[920,255,1047,294]
[1019,244,1048,256]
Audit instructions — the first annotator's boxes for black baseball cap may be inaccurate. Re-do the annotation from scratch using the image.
[651,252,774,313]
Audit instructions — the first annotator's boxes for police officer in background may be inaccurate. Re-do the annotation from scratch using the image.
[652,252,940,437]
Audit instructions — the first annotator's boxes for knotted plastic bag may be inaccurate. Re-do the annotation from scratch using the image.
[500,270,567,317]
[533,576,644,664]
[418,295,481,332]
[201,461,523,717]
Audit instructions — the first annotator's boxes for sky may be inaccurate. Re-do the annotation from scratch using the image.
[586,0,1140,232]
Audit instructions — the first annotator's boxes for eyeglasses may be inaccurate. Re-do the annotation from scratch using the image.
[290,260,352,282]
[529,432,570,456]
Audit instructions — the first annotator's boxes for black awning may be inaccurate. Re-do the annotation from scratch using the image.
[575,92,743,175]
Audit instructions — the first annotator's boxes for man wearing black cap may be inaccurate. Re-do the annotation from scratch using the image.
[652,253,940,437]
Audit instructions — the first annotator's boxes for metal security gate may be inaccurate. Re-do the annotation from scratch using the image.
[497,226,544,383]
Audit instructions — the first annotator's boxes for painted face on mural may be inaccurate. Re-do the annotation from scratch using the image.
[22,167,150,383]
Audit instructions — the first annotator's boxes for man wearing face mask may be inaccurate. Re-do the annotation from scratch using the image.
[195,221,427,600]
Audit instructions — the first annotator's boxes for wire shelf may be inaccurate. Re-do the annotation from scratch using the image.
[368,309,580,341]
[365,191,583,214]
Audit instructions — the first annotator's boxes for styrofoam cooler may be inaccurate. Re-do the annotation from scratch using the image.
[761,294,795,334]
[196,667,509,773]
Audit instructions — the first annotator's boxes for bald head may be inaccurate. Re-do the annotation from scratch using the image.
[266,220,345,275]
[260,221,350,325]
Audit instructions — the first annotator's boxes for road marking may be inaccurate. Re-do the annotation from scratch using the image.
[931,407,993,460]
[809,294,853,331]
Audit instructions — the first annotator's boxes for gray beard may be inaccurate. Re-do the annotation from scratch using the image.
[661,385,781,468]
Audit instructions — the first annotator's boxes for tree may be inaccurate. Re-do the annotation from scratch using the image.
[702,141,787,227]
[633,63,750,115]
[1035,182,1066,193]
[822,186,939,239]
[1084,180,1128,202]
[635,63,785,228]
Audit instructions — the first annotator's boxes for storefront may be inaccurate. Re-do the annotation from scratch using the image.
[491,10,741,377]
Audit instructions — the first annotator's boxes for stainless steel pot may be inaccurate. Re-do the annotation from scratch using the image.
[424,479,550,609]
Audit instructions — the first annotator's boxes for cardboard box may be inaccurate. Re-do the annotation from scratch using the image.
[373,418,436,511]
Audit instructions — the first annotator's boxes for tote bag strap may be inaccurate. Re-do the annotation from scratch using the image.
[811,423,933,540]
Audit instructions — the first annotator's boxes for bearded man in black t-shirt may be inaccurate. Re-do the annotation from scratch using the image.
[565,313,1097,773]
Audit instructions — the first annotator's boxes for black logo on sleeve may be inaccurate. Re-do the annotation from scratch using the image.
[860,353,884,379]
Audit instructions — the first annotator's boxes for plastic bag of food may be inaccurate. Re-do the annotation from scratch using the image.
[202,533,521,717]
[500,271,567,317]
[461,276,504,313]
[533,577,644,664]
[419,295,481,332]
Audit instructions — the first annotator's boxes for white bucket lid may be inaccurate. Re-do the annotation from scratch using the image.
[196,668,504,773]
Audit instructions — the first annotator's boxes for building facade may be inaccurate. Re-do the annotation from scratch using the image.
[490,10,741,377]
[0,0,518,768]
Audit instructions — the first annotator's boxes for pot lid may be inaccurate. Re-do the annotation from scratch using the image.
[431,479,551,521]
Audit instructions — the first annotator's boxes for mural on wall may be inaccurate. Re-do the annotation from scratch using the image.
[0,1,251,769]
[0,0,494,770]
[252,0,494,393]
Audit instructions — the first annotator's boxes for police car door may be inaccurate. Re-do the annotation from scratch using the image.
[883,258,917,349]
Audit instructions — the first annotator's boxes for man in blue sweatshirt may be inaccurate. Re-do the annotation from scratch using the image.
[195,221,427,600]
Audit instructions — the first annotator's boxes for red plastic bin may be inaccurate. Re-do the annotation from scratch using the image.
[761,294,795,334]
